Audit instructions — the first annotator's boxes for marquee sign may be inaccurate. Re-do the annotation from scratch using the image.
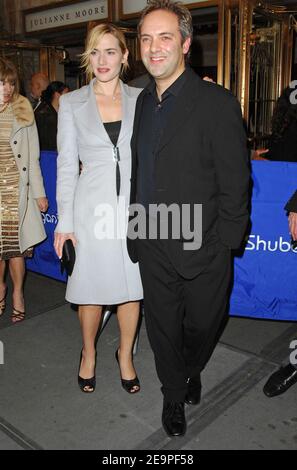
[25,0,111,33]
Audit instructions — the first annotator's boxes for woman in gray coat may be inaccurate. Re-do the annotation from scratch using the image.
[0,58,48,323]
[54,24,143,393]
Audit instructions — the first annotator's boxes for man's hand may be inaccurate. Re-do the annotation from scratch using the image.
[37,197,48,212]
[289,212,297,241]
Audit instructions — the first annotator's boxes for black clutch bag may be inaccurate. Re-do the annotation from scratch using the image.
[60,239,76,276]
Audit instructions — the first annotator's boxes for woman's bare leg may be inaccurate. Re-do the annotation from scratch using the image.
[117,301,140,390]
[9,257,25,321]
[78,305,102,390]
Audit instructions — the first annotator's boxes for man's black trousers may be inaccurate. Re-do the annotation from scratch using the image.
[137,238,232,402]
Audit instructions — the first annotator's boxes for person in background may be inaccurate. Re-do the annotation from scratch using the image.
[35,81,69,151]
[54,24,143,394]
[30,72,49,110]
[252,85,297,162]
[252,85,297,395]
[263,189,297,397]
[0,58,48,323]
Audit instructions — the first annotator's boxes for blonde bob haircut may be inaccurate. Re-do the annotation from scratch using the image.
[81,24,129,82]
[0,57,19,100]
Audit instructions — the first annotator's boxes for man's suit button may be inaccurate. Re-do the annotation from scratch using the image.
[17,154,21,158]
[23,167,26,171]
[14,141,17,145]
[27,183,29,186]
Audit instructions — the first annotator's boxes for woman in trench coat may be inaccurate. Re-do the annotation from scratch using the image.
[0,58,48,323]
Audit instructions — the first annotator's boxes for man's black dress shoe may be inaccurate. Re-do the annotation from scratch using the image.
[263,363,297,397]
[162,401,186,437]
[185,376,201,405]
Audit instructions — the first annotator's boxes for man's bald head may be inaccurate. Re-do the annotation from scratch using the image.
[30,72,49,99]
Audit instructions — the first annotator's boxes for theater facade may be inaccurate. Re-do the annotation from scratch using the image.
[0,0,296,146]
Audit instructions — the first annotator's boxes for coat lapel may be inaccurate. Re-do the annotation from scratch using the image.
[130,90,146,205]
[72,78,109,144]
[131,90,146,171]
[131,90,145,153]
[117,81,136,146]
[73,79,135,146]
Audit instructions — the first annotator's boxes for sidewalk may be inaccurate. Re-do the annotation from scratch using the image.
[0,272,296,450]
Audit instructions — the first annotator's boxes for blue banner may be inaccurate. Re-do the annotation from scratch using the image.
[26,151,67,282]
[26,154,297,320]
[230,161,297,321]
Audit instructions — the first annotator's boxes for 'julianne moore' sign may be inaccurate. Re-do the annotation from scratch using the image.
[25,0,109,33]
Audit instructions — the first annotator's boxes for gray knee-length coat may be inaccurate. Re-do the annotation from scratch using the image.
[55,79,143,304]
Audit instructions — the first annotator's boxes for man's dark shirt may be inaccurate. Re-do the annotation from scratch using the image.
[34,101,57,151]
[136,69,187,211]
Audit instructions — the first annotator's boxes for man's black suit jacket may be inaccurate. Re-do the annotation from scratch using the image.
[127,68,250,279]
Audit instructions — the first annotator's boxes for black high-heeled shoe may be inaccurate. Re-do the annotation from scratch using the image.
[78,349,96,393]
[115,349,140,394]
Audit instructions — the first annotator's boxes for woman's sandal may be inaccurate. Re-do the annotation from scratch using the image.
[0,288,7,316]
[11,307,25,324]
[115,349,140,394]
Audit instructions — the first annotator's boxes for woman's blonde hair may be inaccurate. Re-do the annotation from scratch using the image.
[0,57,19,99]
[81,24,129,82]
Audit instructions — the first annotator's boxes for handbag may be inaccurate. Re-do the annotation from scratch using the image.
[60,239,76,276]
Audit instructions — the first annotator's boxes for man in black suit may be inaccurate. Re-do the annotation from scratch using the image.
[127,0,250,437]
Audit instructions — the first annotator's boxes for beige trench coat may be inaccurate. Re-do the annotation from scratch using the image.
[6,95,46,253]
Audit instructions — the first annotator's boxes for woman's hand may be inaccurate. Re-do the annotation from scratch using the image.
[54,232,77,259]
[37,197,48,212]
